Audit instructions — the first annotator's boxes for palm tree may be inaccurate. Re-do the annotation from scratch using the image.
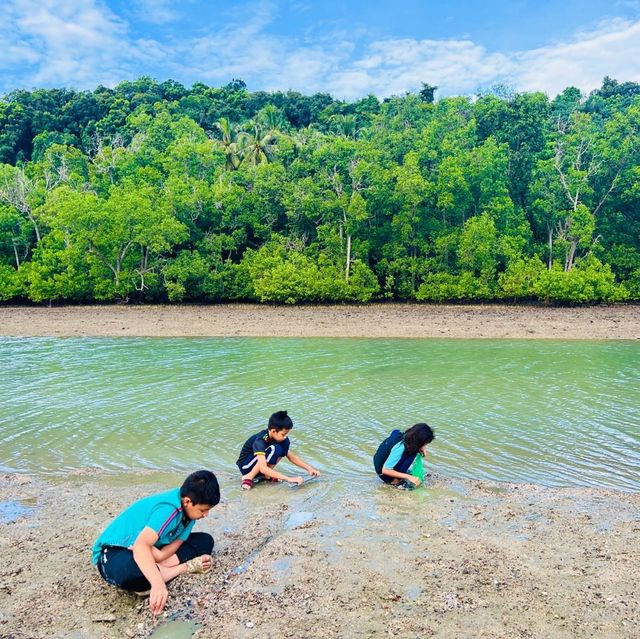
[257,104,288,132]
[215,117,240,170]
[237,125,277,166]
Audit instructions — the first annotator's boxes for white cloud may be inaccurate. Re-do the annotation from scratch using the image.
[515,18,640,95]
[1,0,163,91]
[2,1,640,100]
[172,9,640,100]
[331,38,514,99]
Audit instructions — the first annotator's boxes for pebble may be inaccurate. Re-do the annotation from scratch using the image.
[246,621,255,629]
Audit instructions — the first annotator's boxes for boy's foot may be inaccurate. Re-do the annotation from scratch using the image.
[184,555,211,574]
[241,479,253,490]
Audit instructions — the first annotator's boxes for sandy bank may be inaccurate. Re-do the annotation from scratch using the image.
[0,471,638,639]
[0,303,639,339]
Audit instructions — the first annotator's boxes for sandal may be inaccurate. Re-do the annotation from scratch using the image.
[241,479,253,490]
[183,555,211,574]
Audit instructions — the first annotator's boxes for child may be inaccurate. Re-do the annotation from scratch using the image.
[92,469,220,615]
[236,410,320,490]
[374,423,435,489]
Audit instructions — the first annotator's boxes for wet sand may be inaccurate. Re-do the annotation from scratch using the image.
[0,303,639,339]
[1,471,638,639]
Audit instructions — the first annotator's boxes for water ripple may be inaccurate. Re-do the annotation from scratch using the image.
[1,337,638,491]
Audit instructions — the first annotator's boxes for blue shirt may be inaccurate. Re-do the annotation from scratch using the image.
[383,441,416,475]
[92,487,195,564]
[383,441,406,470]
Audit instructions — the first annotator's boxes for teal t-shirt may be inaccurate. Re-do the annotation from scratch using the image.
[92,487,195,564]
[383,441,406,470]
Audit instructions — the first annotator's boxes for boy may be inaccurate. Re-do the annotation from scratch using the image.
[93,469,220,615]
[237,410,320,490]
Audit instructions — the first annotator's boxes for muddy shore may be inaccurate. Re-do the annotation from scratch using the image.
[1,471,638,639]
[0,303,638,339]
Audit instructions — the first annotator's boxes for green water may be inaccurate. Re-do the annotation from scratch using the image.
[1,337,638,491]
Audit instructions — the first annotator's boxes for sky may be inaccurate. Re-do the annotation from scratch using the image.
[2,0,640,100]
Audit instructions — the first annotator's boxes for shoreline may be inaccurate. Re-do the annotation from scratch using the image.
[1,470,638,639]
[1,302,639,339]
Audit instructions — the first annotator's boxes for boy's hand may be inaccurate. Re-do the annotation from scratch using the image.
[149,583,168,615]
[408,475,421,487]
[307,467,321,477]
[288,476,304,485]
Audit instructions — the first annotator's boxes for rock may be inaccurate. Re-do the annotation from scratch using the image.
[92,614,116,623]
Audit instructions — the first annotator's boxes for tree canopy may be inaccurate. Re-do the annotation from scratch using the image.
[0,77,638,304]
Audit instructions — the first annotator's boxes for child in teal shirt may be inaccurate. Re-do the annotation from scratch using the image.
[93,470,220,615]
[374,423,435,489]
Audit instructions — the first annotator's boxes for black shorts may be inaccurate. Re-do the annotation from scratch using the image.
[96,532,214,592]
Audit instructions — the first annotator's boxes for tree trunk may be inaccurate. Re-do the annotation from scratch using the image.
[547,228,553,270]
[345,234,351,283]
[565,240,577,271]
[12,240,20,270]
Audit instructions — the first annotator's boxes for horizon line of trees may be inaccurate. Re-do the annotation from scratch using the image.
[1,76,639,305]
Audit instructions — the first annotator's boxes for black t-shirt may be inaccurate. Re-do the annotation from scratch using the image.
[236,429,291,466]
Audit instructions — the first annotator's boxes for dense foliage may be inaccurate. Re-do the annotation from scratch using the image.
[1,76,638,304]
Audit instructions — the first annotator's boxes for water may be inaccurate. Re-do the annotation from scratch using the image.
[1,337,638,491]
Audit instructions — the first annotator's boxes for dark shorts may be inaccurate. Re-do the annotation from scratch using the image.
[236,442,288,475]
[96,532,214,592]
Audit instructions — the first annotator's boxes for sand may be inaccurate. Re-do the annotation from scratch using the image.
[0,303,638,339]
[1,471,638,639]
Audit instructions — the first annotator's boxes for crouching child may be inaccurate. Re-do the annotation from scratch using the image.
[237,410,320,490]
[92,469,220,615]
[374,423,435,489]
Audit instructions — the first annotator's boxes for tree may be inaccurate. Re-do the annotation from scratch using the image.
[419,83,438,104]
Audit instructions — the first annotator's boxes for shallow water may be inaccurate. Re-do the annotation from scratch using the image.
[148,621,198,639]
[0,337,638,491]
[0,499,32,523]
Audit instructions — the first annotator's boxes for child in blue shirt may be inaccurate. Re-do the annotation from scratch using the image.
[374,423,435,489]
[93,470,220,615]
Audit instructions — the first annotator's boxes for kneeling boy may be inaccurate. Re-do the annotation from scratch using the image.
[93,469,220,615]
[236,410,320,489]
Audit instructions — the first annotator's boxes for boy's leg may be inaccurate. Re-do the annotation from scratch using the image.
[97,546,152,592]
[157,533,214,569]
[238,457,265,489]
[175,532,214,563]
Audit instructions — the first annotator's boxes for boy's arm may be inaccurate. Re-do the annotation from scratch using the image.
[286,451,321,476]
[132,527,169,615]
[151,539,184,563]
[255,454,304,484]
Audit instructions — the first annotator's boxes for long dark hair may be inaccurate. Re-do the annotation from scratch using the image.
[403,423,435,456]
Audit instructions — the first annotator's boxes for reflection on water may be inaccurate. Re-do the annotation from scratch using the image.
[1,337,638,491]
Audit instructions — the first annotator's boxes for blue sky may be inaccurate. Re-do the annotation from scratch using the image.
[2,0,640,99]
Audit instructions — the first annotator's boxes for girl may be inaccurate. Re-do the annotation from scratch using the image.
[374,423,435,489]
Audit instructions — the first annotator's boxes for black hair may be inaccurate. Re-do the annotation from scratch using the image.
[403,423,435,457]
[268,410,294,432]
[180,470,220,506]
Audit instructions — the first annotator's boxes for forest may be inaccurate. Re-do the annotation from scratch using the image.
[0,76,639,304]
